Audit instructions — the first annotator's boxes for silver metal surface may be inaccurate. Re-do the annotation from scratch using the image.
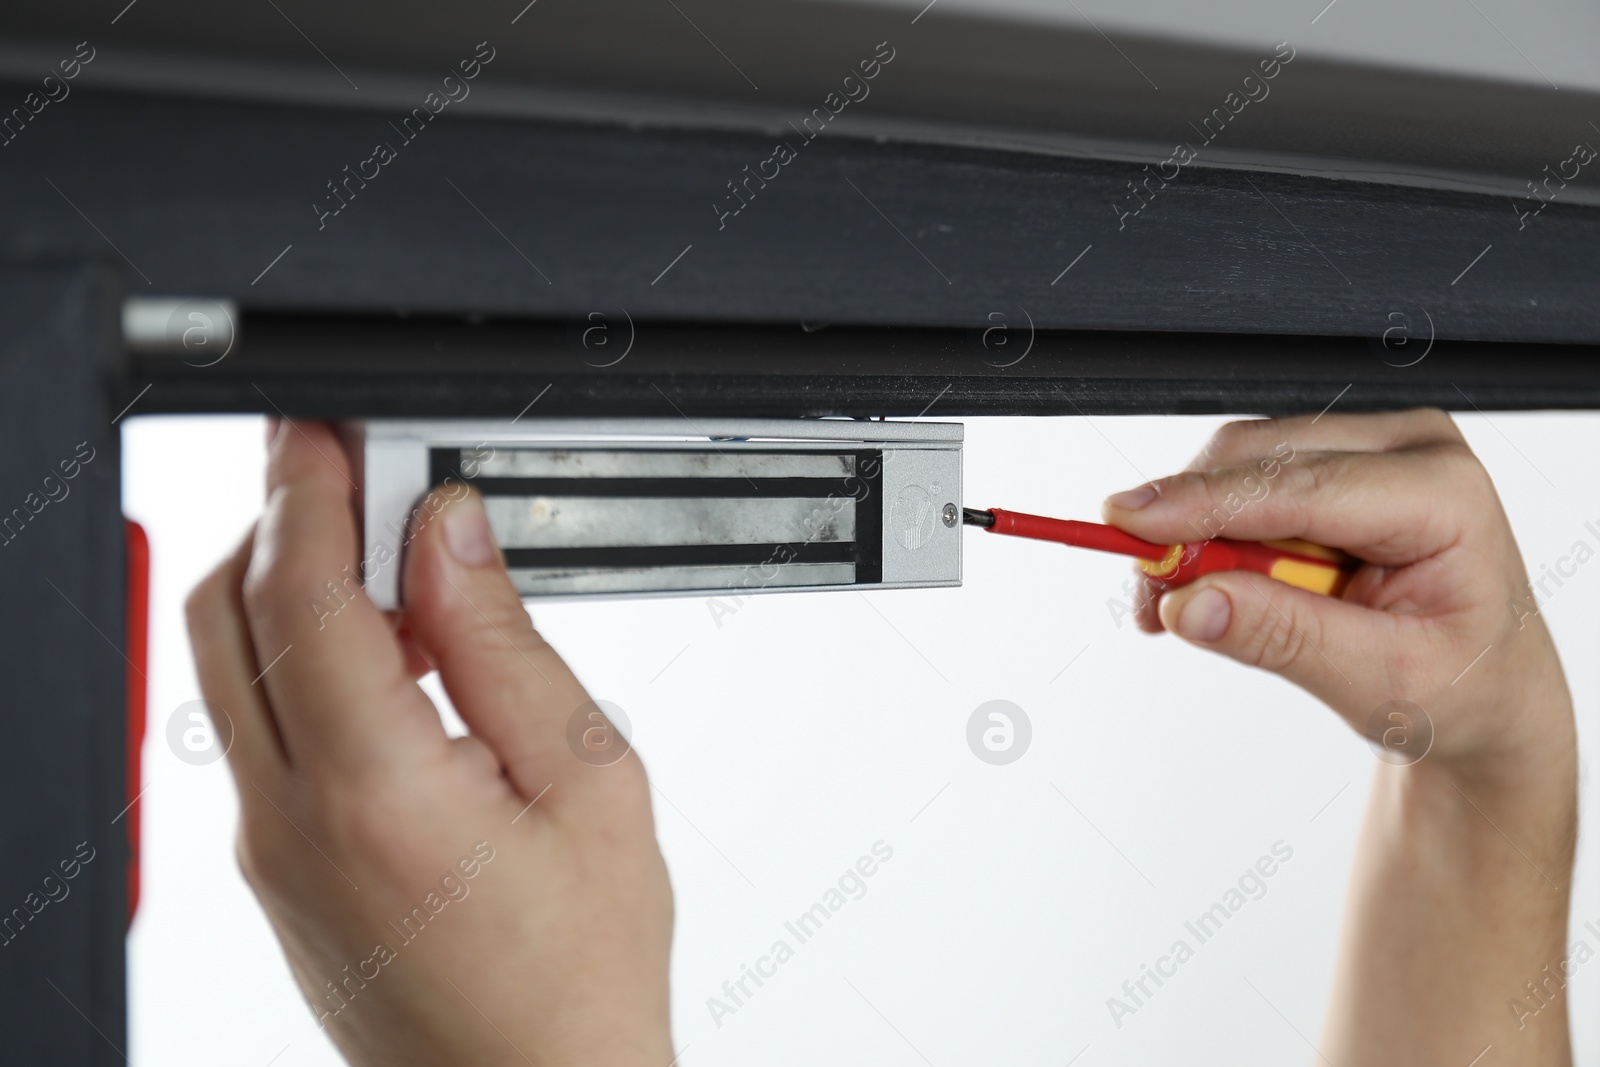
[485,496,855,548]
[509,562,856,596]
[473,449,853,479]
[364,417,962,445]
[880,447,962,587]
[121,296,237,361]
[360,417,961,607]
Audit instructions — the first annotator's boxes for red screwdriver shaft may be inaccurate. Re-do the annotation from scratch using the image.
[978,508,1170,561]
[965,506,1358,597]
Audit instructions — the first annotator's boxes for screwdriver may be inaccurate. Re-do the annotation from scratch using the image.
[962,507,1357,596]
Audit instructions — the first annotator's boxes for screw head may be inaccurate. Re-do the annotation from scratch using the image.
[941,502,958,527]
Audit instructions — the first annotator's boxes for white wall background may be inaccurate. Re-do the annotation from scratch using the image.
[125,412,1598,1067]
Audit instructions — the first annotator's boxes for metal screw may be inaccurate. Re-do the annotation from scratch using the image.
[941,502,958,527]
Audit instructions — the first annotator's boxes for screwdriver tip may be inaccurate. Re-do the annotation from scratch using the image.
[962,507,995,528]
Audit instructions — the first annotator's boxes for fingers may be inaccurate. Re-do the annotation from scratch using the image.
[387,614,435,679]
[185,526,287,785]
[1130,571,1165,633]
[1156,570,1421,720]
[1187,408,1464,472]
[1104,445,1485,565]
[400,487,613,806]
[242,420,447,774]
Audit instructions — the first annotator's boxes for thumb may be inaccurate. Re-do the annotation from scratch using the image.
[401,487,611,804]
[1156,571,1391,722]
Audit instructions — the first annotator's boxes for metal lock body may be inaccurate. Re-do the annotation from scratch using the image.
[360,418,962,608]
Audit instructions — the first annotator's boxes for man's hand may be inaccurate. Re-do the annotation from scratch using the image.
[1105,407,1571,774]
[1104,409,1577,1065]
[185,420,674,1067]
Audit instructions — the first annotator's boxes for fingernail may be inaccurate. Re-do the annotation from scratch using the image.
[443,491,497,567]
[1175,587,1231,642]
[266,417,283,445]
[1105,484,1158,510]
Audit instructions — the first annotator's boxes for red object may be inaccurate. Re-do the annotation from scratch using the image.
[125,520,150,928]
[976,507,1357,597]
[1134,537,1350,593]
[984,508,1170,561]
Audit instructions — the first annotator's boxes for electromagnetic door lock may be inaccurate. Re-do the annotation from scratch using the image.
[360,418,962,608]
